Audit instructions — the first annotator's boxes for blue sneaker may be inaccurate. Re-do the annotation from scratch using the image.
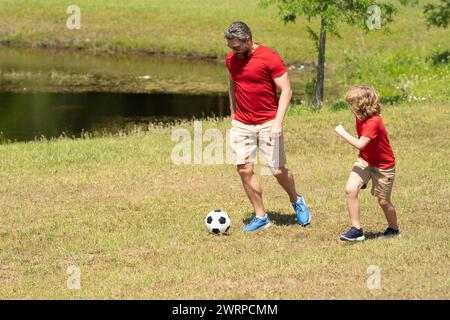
[242,215,272,232]
[292,196,311,226]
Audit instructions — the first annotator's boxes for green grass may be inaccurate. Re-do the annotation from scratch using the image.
[0,0,449,299]
[0,101,448,299]
[0,0,448,62]
[1,1,449,101]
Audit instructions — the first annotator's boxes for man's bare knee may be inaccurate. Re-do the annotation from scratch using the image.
[270,167,285,178]
[237,164,253,177]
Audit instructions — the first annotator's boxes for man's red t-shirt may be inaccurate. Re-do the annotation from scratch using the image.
[356,114,395,169]
[226,44,287,124]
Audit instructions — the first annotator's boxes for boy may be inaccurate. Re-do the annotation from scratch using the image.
[335,85,400,242]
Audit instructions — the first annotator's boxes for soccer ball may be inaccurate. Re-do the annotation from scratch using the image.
[205,209,231,234]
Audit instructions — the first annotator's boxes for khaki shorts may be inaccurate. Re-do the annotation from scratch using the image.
[349,158,396,200]
[230,119,286,168]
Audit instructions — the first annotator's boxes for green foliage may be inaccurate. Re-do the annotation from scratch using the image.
[260,1,399,108]
[304,79,316,104]
[306,25,320,50]
[424,0,450,28]
[398,0,419,7]
[260,0,397,35]
[0,132,12,144]
[426,49,450,65]
[337,50,450,102]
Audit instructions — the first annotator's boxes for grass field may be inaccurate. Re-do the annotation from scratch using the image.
[0,101,448,299]
[0,0,449,300]
[1,0,448,62]
[1,1,449,101]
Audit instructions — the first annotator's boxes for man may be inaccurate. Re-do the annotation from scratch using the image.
[224,21,311,231]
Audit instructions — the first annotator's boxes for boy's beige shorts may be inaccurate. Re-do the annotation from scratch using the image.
[230,119,286,169]
[350,157,396,200]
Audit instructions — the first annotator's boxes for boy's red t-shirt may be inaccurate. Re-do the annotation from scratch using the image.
[356,114,395,169]
[226,44,287,124]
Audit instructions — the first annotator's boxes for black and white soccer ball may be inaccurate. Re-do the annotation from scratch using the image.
[205,209,231,235]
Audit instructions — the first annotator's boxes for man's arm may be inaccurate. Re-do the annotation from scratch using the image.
[335,124,371,150]
[228,76,237,119]
[272,72,292,139]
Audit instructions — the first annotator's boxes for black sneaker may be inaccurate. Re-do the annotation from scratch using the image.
[340,226,365,242]
[380,227,401,239]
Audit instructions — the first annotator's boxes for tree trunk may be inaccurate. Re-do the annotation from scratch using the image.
[313,18,326,109]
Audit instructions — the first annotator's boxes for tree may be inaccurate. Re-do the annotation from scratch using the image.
[424,0,450,28]
[260,0,397,109]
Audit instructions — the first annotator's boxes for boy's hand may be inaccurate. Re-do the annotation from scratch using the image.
[334,124,347,136]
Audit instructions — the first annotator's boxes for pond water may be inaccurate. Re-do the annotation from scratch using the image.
[0,46,310,142]
[0,92,228,141]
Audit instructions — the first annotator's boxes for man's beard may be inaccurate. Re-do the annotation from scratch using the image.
[237,47,251,59]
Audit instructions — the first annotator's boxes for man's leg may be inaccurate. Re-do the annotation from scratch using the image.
[230,121,270,231]
[237,163,266,217]
[271,166,311,225]
[259,125,310,225]
[271,166,298,203]
[258,125,297,202]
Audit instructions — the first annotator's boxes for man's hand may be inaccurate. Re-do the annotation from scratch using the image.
[334,124,347,137]
[271,122,283,140]
[272,72,291,138]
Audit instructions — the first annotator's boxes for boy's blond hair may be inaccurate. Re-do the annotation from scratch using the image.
[345,85,381,120]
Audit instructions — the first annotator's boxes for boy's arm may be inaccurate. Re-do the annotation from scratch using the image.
[228,76,237,119]
[335,124,371,150]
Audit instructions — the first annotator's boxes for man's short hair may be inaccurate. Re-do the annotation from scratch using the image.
[224,21,252,42]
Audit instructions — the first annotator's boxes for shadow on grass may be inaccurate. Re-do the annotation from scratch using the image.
[242,211,297,226]
[341,231,396,245]
[364,231,386,240]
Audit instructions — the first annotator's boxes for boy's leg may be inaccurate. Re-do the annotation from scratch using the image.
[237,163,266,217]
[345,175,365,229]
[372,166,398,230]
[378,198,399,230]
[346,158,371,229]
